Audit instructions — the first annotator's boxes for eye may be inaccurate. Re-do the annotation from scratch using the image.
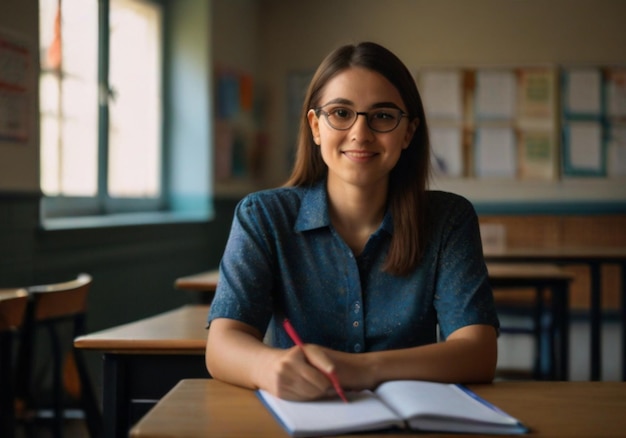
[328,107,354,120]
[371,109,398,121]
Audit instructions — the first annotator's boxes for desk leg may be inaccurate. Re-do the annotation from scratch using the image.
[554,281,569,381]
[589,262,602,381]
[533,287,545,379]
[103,354,129,438]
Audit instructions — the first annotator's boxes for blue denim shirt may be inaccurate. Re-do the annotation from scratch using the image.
[208,181,499,353]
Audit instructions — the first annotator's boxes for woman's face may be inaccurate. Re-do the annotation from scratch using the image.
[308,67,417,193]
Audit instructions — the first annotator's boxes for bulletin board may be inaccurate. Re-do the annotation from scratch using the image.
[417,65,559,181]
[416,64,626,213]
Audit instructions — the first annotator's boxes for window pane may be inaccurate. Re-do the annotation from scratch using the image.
[108,0,162,198]
[39,0,98,196]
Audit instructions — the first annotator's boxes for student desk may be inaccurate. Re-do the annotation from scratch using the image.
[484,246,626,381]
[174,269,219,304]
[487,263,572,380]
[74,305,211,438]
[130,379,626,437]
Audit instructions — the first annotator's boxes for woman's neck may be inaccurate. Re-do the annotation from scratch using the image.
[326,180,388,255]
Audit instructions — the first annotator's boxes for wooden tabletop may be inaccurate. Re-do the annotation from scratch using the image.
[130,379,626,437]
[486,262,574,280]
[174,270,220,292]
[0,288,29,332]
[74,305,209,354]
[484,245,626,261]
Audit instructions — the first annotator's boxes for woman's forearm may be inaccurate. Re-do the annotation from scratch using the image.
[205,318,278,390]
[333,324,498,389]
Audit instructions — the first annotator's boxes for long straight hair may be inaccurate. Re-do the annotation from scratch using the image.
[285,42,431,276]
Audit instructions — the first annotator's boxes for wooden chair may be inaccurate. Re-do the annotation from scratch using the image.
[14,274,102,438]
[0,288,29,438]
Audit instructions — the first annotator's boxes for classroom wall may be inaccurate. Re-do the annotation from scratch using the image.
[3,0,626,206]
[253,0,626,205]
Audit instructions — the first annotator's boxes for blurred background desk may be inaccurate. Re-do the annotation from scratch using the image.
[487,263,572,380]
[130,379,626,437]
[174,270,219,304]
[74,305,210,438]
[485,246,626,381]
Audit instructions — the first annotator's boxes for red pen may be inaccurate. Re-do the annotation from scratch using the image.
[282,318,349,403]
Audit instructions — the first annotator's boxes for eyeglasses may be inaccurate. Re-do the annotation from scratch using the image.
[314,106,407,133]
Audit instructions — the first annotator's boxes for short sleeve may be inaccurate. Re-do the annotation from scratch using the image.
[430,194,500,339]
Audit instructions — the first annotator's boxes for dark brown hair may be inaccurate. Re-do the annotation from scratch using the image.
[285,42,430,275]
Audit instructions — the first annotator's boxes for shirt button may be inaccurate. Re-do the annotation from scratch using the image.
[352,321,359,328]
[354,343,362,352]
[353,302,361,313]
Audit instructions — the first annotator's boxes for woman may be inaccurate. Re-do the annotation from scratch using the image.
[206,41,499,401]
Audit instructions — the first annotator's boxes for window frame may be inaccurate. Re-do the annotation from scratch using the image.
[40,0,167,220]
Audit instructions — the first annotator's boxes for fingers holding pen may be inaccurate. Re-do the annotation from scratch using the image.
[267,345,332,401]
[278,319,347,401]
[299,343,337,375]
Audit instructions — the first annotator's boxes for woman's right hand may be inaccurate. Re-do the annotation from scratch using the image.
[257,344,336,401]
[207,318,339,401]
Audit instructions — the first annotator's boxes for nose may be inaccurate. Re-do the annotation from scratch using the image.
[351,113,374,141]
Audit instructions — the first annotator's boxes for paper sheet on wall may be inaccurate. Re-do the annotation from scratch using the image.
[565,69,602,115]
[566,121,603,171]
[429,126,463,177]
[474,127,516,178]
[518,129,555,180]
[419,70,463,120]
[475,70,516,120]
[517,68,556,120]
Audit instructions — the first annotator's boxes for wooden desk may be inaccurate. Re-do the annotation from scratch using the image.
[174,269,219,304]
[74,305,211,438]
[0,289,29,438]
[485,246,626,381]
[131,379,626,437]
[487,263,573,380]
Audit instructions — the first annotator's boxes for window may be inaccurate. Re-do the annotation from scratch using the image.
[39,0,163,218]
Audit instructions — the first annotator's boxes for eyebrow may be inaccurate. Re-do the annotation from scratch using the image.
[320,98,403,110]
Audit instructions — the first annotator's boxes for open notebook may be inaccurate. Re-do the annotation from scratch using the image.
[257,380,528,437]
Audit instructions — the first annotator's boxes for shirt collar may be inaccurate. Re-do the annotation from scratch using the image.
[294,179,394,236]
[295,180,330,232]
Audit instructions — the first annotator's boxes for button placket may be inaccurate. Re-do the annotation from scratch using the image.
[351,300,363,352]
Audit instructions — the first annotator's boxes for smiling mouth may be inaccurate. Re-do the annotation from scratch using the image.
[342,150,378,159]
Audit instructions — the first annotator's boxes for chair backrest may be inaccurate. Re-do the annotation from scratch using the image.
[27,273,92,322]
[0,289,29,332]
